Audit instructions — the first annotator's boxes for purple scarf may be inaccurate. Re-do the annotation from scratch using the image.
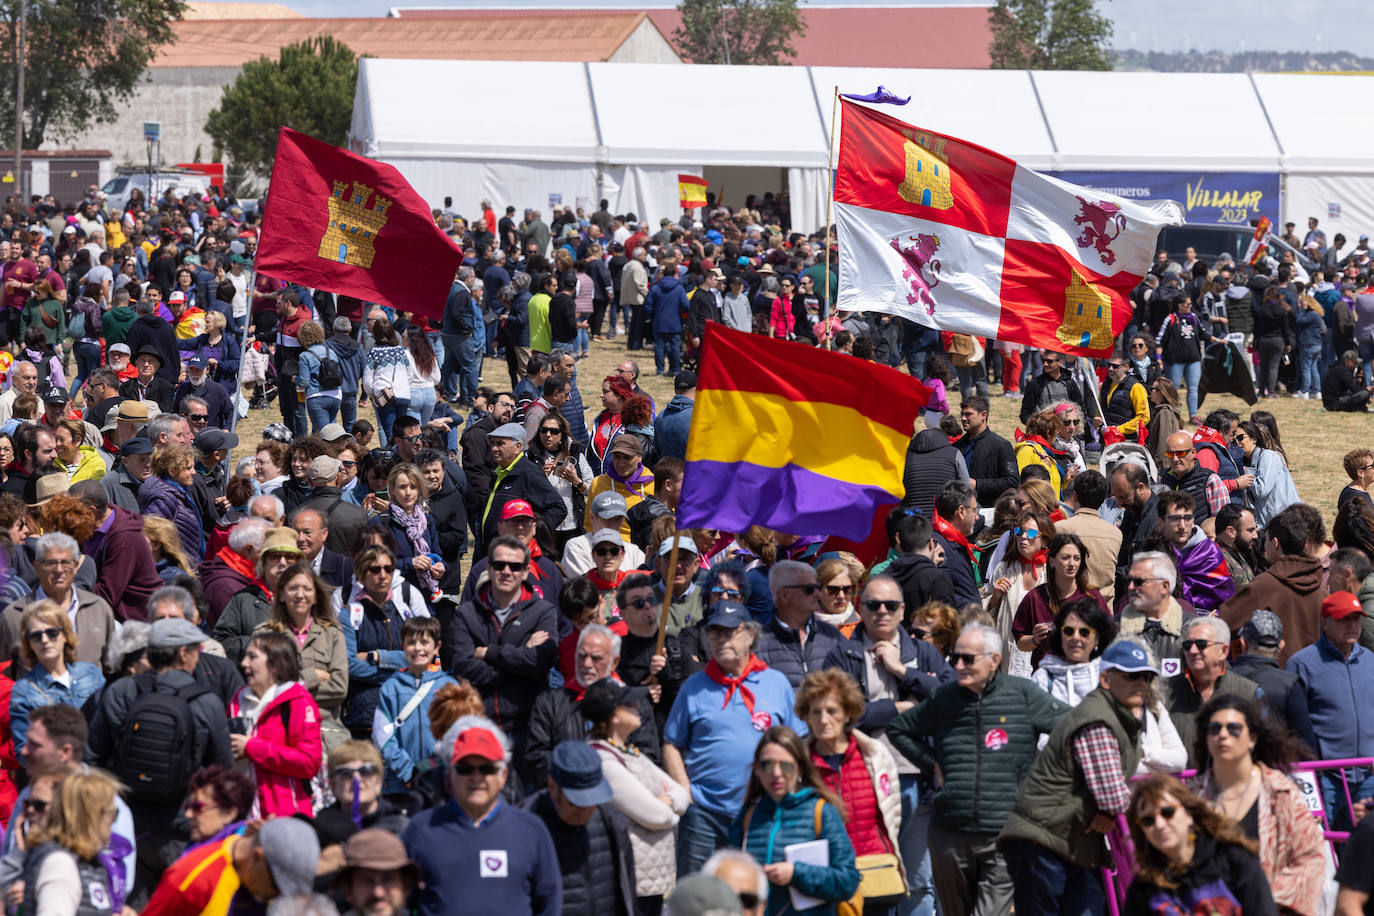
[606,449,653,490]
[391,502,438,593]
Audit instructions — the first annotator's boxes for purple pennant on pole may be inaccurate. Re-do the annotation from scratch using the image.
[839,86,910,105]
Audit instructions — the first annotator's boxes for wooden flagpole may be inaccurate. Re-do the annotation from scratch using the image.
[651,536,682,680]
[822,87,840,351]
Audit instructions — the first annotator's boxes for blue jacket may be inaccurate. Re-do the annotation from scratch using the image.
[341,587,424,731]
[507,290,531,346]
[656,394,693,460]
[1287,636,1374,759]
[177,331,241,383]
[643,276,687,335]
[326,333,365,396]
[727,788,861,916]
[403,799,561,916]
[298,343,338,397]
[10,661,105,751]
[824,628,954,735]
[375,666,459,789]
[1296,306,1326,349]
[138,474,205,562]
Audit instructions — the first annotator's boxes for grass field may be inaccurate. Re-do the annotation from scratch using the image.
[228,337,1365,531]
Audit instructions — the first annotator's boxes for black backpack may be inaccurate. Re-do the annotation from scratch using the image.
[314,346,344,390]
[114,671,211,802]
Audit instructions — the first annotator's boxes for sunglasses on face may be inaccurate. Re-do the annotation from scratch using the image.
[709,586,742,600]
[1207,721,1245,739]
[593,545,624,558]
[739,893,761,909]
[26,627,62,644]
[366,564,394,575]
[1164,450,1193,460]
[863,599,901,614]
[454,761,501,776]
[1119,671,1155,682]
[188,414,208,423]
[185,799,222,815]
[755,759,797,775]
[1180,639,1214,652]
[23,797,48,815]
[1060,625,1094,639]
[1013,526,1040,540]
[624,597,655,611]
[785,584,821,596]
[489,560,528,573]
[950,652,982,667]
[540,427,562,435]
[335,763,379,779]
[824,584,854,597]
[910,626,930,640]
[1127,576,1163,588]
[1137,806,1178,829]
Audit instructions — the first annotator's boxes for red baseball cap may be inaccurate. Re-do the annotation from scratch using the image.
[451,727,505,763]
[1322,591,1365,620]
[500,499,534,520]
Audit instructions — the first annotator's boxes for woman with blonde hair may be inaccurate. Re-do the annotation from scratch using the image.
[1013,409,1074,497]
[52,418,104,483]
[910,601,960,656]
[139,445,205,562]
[367,463,444,596]
[815,556,864,637]
[20,767,124,916]
[297,319,342,433]
[8,601,104,753]
[142,515,196,583]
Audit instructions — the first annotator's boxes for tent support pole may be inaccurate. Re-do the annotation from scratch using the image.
[823,87,838,351]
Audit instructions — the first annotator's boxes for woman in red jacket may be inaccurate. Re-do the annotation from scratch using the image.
[229,630,323,818]
[797,669,906,916]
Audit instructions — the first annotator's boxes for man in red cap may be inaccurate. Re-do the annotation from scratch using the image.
[459,498,563,604]
[401,717,561,916]
[1287,591,1374,827]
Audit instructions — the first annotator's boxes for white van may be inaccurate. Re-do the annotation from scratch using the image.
[101,171,213,212]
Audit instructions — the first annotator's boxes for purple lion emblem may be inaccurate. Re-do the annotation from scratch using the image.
[890,232,943,316]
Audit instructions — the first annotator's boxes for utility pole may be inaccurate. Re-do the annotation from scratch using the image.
[13,0,24,202]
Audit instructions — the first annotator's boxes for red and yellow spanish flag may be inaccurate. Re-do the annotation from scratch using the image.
[678,173,708,210]
[677,325,928,540]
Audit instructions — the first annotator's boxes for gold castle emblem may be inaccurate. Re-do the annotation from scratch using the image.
[1058,269,1114,351]
[319,180,393,269]
[897,130,953,210]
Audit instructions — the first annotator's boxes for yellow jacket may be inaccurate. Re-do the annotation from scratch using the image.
[585,473,655,539]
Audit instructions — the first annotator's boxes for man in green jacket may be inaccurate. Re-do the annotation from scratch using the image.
[886,622,1068,916]
[997,640,1154,916]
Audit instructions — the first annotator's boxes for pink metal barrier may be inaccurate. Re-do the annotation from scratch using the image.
[1101,757,1374,908]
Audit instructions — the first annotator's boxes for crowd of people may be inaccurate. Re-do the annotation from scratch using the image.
[0,182,1369,916]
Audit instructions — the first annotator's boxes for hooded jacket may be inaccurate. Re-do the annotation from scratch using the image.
[85,506,162,624]
[955,427,1018,507]
[229,681,323,817]
[326,333,364,394]
[643,276,687,335]
[100,304,138,345]
[900,428,964,518]
[886,552,958,618]
[375,666,459,790]
[727,788,861,916]
[1220,554,1326,666]
[123,313,181,384]
[1032,655,1101,708]
[1122,831,1277,916]
[1174,525,1235,612]
[655,394,694,461]
[139,474,204,562]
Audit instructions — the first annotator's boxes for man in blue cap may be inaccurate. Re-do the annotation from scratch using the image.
[998,639,1154,916]
[663,601,807,875]
[525,740,636,916]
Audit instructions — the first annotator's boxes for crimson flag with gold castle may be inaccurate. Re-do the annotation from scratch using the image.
[256,127,461,319]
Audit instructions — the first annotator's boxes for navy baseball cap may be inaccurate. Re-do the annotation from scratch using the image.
[704,601,751,630]
[1100,640,1159,676]
[548,741,613,806]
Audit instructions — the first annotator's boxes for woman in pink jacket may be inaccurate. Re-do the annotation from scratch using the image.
[229,630,323,818]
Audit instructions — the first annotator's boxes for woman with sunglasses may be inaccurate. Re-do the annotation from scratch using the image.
[528,410,593,551]
[340,544,425,740]
[1186,695,1325,916]
[728,726,861,916]
[1124,773,1277,916]
[18,768,125,916]
[908,600,960,656]
[1030,596,1116,708]
[1011,533,1108,671]
[1146,377,1185,470]
[1127,332,1163,387]
[1231,420,1301,528]
[314,741,410,872]
[229,630,324,817]
[8,602,104,754]
[815,556,863,638]
[180,765,254,848]
[984,510,1054,676]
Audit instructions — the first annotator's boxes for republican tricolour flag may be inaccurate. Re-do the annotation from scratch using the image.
[676,324,929,541]
[834,100,1184,357]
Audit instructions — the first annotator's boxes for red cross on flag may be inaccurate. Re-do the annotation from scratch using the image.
[834,100,1184,357]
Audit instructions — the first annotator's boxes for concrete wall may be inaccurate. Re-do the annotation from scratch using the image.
[608,18,680,64]
[55,66,240,171]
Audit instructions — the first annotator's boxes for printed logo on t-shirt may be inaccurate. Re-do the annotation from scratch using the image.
[480,849,509,878]
[984,728,1008,751]
[751,711,772,732]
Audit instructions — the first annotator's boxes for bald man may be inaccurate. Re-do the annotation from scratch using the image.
[1159,430,1228,524]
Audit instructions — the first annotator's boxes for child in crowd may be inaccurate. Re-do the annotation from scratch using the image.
[373,617,458,794]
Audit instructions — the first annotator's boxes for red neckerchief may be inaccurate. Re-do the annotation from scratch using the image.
[480,583,535,616]
[525,540,547,579]
[1049,507,1067,523]
[932,511,973,562]
[1012,548,1049,575]
[587,567,627,592]
[705,655,768,714]
[567,671,624,702]
[221,548,274,602]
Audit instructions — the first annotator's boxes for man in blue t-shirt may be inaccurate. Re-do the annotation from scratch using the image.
[663,601,807,876]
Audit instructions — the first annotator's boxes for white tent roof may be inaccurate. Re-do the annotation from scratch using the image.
[809,67,1056,169]
[1255,73,1374,174]
[350,59,602,163]
[588,62,827,167]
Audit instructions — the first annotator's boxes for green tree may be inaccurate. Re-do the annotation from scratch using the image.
[205,35,359,180]
[672,0,805,66]
[0,0,185,149]
[989,0,1114,71]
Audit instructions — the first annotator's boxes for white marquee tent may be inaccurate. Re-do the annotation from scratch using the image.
[349,59,1374,244]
